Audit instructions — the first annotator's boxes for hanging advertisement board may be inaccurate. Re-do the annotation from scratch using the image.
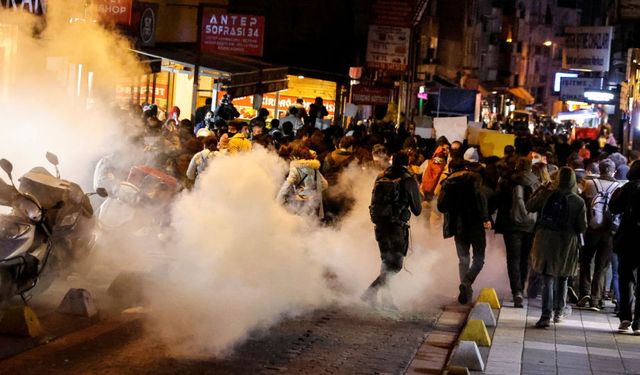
[563,26,613,72]
[351,85,391,105]
[559,77,602,101]
[200,10,265,56]
[365,25,410,71]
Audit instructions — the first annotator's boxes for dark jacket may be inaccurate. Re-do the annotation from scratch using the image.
[526,172,587,277]
[494,170,540,234]
[437,168,489,239]
[376,166,422,224]
[610,174,640,256]
[322,149,354,185]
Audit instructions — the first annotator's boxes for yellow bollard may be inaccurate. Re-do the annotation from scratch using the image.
[476,287,501,309]
[0,305,42,337]
[458,319,491,347]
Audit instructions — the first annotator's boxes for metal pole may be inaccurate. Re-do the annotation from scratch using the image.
[274,90,281,119]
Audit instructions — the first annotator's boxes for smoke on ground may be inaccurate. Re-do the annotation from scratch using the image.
[0,2,510,358]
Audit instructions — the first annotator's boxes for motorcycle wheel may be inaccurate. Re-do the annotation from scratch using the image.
[0,269,13,321]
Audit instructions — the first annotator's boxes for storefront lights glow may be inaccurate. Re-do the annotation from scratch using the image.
[583,90,614,102]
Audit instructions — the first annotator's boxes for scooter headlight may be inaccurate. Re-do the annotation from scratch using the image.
[15,195,42,222]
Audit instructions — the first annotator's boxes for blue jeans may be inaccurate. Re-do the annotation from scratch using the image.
[611,253,620,302]
[542,274,568,319]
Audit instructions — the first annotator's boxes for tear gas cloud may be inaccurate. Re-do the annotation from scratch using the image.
[0,3,143,186]
[0,3,509,358]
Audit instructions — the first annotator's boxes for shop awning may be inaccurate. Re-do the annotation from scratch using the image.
[508,87,535,104]
[132,45,288,97]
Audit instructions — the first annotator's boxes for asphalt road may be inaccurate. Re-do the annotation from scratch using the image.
[0,304,439,375]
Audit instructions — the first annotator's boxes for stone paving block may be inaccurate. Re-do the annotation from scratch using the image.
[556,366,593,375]
[522,348,556,365]
[521,362,557,374]
[483,361,521,374]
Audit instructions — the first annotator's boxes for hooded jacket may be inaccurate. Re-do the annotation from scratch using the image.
[277,159,328,218]
[527,167,587,277]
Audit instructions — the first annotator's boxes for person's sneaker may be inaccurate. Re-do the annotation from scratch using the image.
[618,320,631,333]
[554,307,571,323]
[535,317,551,328]
[576,295,591,308]
[567,287,579,304]
[458,283,473,305]
[597,299,605,310]
[588,300,601,312]
[513,293,524,308]
[633,321,640,336]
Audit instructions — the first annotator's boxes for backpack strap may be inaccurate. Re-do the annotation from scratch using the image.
[295,173,308,188]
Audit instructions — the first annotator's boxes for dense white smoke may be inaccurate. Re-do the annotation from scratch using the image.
[0,3,142,186]
[0,2,511,358]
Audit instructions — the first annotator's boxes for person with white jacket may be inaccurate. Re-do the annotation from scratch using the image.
[276,144,328,219]
[186,136,219,183]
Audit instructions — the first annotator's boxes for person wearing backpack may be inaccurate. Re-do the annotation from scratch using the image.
[437,157,491,305]
[361,151,422,310]
[577,159,620,311]
[527,167,587,328]
[276,145,328,219]
[609,160,640,334]
[185,135,219,185]
[494,157,540,307]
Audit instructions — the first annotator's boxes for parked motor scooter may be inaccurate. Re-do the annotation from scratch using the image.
[0,153,107,318]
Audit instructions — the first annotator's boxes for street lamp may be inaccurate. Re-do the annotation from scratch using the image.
[543,40,552,47]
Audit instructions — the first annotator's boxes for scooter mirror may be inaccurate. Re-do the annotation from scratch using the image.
[0,159,13,180]
[96,187,109,198]
[45,152,59,166]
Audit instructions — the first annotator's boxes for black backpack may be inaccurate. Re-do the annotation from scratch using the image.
[369,175,403,224]
[539,192,570,230]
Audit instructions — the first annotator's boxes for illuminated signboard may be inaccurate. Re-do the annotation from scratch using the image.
[1,0,46,14]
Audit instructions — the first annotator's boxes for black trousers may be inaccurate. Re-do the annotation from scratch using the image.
[503,230,534,296]
[579,230,613,304]
[618,253,640,324]
[369,224,409,289]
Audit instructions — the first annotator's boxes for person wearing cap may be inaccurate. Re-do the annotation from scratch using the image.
[527,167,587,328]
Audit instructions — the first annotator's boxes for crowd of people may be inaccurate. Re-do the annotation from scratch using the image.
[108,97,640,334]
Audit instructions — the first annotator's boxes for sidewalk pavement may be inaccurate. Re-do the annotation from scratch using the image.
[473,298,640,375]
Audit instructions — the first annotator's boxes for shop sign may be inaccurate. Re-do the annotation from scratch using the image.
[1,0,46,14]
[115,82,168,101]
[233,94,336,118]
[559,77,602,101]
[563,26,613,72]
[201,10,265,56]
[366,25,410,71]
[371,0,413,27]
[95,0,132,25]
[351,85,391,105]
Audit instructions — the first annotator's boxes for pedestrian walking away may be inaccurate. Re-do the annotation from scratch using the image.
[361,150,422,311]
[609,160,640,335]
[437,155,491,305]
[527,167,587,328]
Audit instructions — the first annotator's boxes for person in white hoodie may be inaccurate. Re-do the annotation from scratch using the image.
[276,144,328,219]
